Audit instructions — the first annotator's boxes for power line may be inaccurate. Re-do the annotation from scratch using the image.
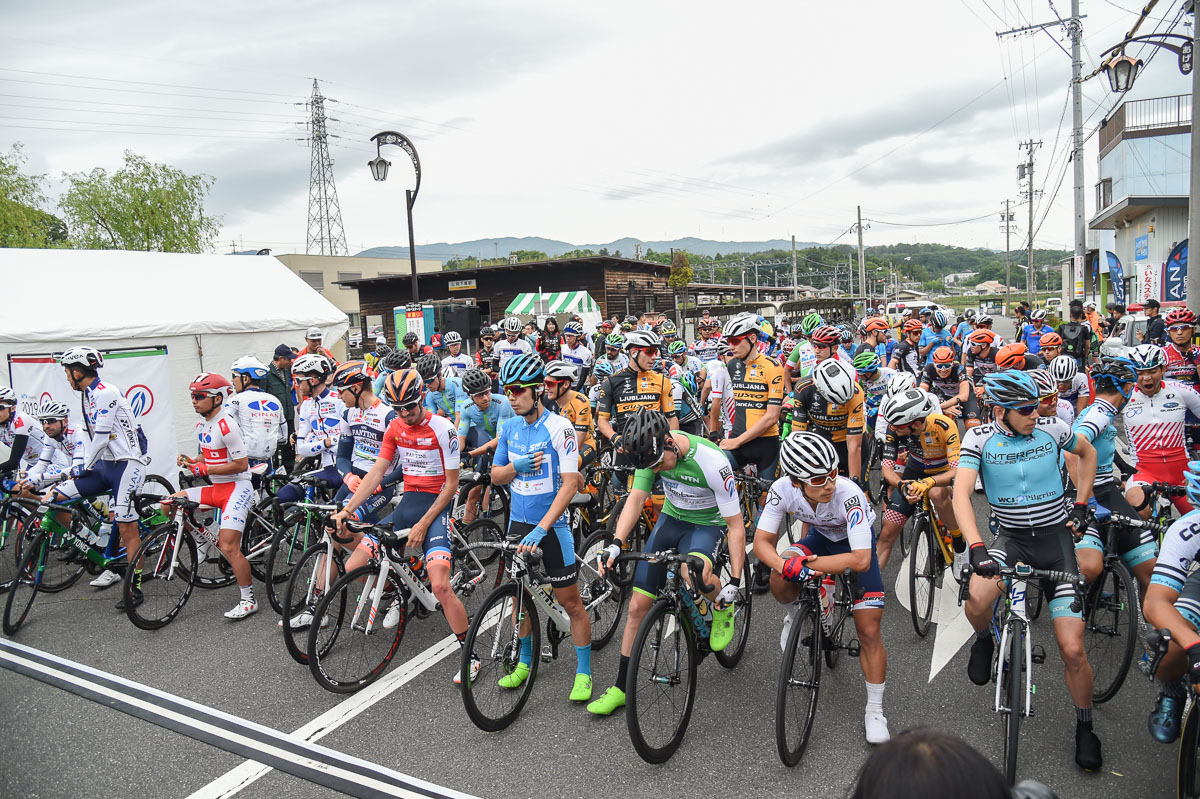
[0,92,301,118]
[0,102,304,125]
[0,114,297,135]
[864,210,998,227]
[0,122,303,141]
[0,76,282,103]
[0,66,296,98]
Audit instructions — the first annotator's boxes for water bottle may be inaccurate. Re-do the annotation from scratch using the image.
[818,576,835,632]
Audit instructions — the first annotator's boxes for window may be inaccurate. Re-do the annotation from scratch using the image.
[299,271,324,293]
[347,312,361,330]
[337,271,361,288]
[644,296,654,313]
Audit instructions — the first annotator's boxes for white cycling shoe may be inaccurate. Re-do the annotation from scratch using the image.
[454,656,481,686]
[865,710,890,744]
[89,569,121,588]
[224,599,258,620]
[779,600,802,653]
[383,603,402,629]
[280,610,327,629]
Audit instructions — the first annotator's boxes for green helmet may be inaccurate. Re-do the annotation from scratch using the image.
[605,332,625,348]
[667,340,687,356]
[798,313,824,336]
[852,351,881,374]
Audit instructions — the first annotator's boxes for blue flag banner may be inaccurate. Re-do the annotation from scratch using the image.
[1106,250,1126,306]
[1164,238,1188,304]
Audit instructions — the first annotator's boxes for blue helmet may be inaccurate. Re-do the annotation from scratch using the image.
[499,352,544,386]
[1187,461,1200,508]
[678,370,699,396]
[230,356,269,380]
[981,370,1039,408]
[592,359,615,379]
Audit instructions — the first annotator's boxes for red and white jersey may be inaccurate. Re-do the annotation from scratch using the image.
[706,360,735,434]
[195,409,250,483]
[0,411,46,469]
[377,409,460,494]
[1123,380,1200,466]
[1165,343,1200,390]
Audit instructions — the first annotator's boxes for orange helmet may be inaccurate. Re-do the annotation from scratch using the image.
[1039,332,1063,348]
[995,342,1028,370]
[863,317,889,334]
[382,369,424,408]
[903,319,924,334]
[931,346,956,365]
[966,328,996,347]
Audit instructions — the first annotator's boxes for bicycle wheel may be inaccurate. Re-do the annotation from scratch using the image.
[451,521,504,621]
[1026,580,1045,621]
[1178,701,1200,799]
[125,528,197,630]
[714,549,753,668]
[1002,624,1024,785]
[825,576,852,669]
[776,600,822,766]
[898,513,911,558]
[457,518,505,568]
[605,496,641,588]
[263,508,324,615]
[578,530,629,650]
[627,598,698,764]
[866,451,884,506]
[280,543,344,665]
[25,515,87,594]
[3,531,48,634]
[461,581,541,731]
[307,565,407,693]
[1085,559,1138,704]
[244,499,281,583]
[0,502,28,593]
[188,515,236,589]
[908,516,937,637]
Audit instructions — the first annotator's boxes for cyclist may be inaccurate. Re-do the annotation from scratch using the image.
[475,326,501,386]
[1022,309,1055,354]
[1031,368,1074,425]
[669,369,706,437]
[596,329,677,478]
[693,319,721,365]
[559,321,594,391]
[599,332,630,374]
[953,370,1103,773]
[363,336,390,373]
[996,341,1045,372]
[21,400,85,494]
[372,349,411,397]
[402,331,433,359]
[855,317,894,366]
[783,312,824,389]
[1049,355,1090,418]
[1037,332,1065,367]
[440,331,473,377]
[919,345,976,426]
[493,317,532,368]
[789,359,865,485]
[588,409,745,715]
[853,351,896,464]
[542,360,597,475]
[705,340,735,441]
[228,356,285,473]
[490,353,594,701]
[953,309,976,352]
[275,354,345,504]
[808,325,846,365]
[719,312,785,480]
[301,327,338,364]
[837,326,856,361]
[918,310,954,365]
[1123,344,1200,516]
[173,373,258,620]
[456,368,513,525]
[331,361,400,523]
[417,353,466,424]
[1164,308,1200,452]
[754,431,889,743]
[0,386,45,475]
[1143,460,1200,743]
[667,340,706,386]
[50,347,147,610]
[335,368,470,683]
[587,359,614,413]
[889,319,925,376]
[875,389,962,573]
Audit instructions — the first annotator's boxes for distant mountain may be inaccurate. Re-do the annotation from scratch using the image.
[356,236,822,264]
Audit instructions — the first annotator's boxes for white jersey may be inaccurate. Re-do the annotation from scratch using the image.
[342,398,396,473]
[494,336,533,367]
[559,342,593,372]
[0,411,46,470]
[195,409,251,483]
[758,476,877,551]
[296,389,347,468]
[227,388,283,462]
[1054,399,1075,426]
[27,425,87,488]
[706,360,734,434]
[441,353,474,377]
[81,378,145,467]
[676,354,705,378]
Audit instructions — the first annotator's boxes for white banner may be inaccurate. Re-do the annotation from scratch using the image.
[8,346,178,486]
[1135,262,1162,305]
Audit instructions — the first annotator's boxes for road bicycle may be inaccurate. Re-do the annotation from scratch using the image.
[907,488,963,637]
[261,472,342,614]
[452,457,511,532]
[458,538,627,732]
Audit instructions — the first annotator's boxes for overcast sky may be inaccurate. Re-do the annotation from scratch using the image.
[2,0,1193,256]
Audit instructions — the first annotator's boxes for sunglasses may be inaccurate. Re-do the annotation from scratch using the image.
[543,378,569,389]
[396,400,423,412]
[631,347,658,357]
[481,336,495,342]
[1011,404,1039,416]
[1170,324,1195,332]
[471,390,491,399]
[933,362,954,370]
[726,335,752,346]
[1039,393,1059,405]
[503,384,539,397]
[791,471,837,488]
[190,392,213,401]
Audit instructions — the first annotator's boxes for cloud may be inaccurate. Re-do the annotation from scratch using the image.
[853,154,978,185]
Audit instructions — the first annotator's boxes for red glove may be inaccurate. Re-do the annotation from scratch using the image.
[344,474,362,492]
[190,462,209,477]
[781,556,812,583]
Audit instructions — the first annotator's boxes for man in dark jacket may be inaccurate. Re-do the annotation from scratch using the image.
[1140,298,1166,345]
[264,344,296,471]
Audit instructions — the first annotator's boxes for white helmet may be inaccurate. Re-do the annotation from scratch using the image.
[231,356,269,380]
[544,360,579,382]
[722,312,760,339]
[443,331,463,345]
[881,388,937,427]
[886,372,918,397]
[293,353,333,377]
[624,329,661,350]
[60,346,103,369]
[778,431,840,481]
[37,400,70,421]
[501,317,522,334]
[813,359,856,405]
[1048,355,1078,382]
[1128,343,1166,371]
[0,386,16,405]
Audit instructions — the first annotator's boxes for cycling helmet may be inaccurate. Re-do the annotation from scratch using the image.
[624,315,639,326]
[60,346,103,370]
[292,353,333,377]
[605,332,626,349]
[886,372,919,397]
[592,359,615,379]
[863,317,889,334]
[414,352,442,382]
[499,352,545,387]
[543,360,578,382]
[621,409,672,470]
[562,321,584,337]
[442,331,462,346]
[374,344,392,357]
[722,312,760,339]
[797,313,823,336]
[1091,358,1137,397]
[855,321,869,337]
[1167,307,1198,326]
[966,328,997,347]
[881,388,937,427]
[624,329,661,350]
[678,370,699,396]
[0,386,16,405]
[1030,368,1058,399]
[478,325,495,339]
[1030,309,1047,322]
[331,360,372,389]
[36,399,70,421]
[667,340,688,357]
[813,359,856,405]
[379,349,411,372]
[189,372,232,399]
[809,325,841,346]
[660,319,678,336]
[995,342,1028,370]
[442,366,457,381]
[1127,343,1167,371]
[230,356,269,380]
[462,369,491,395]
[778,431,840,481]
[931,310,948,329]
[501,317,522,334]
[964,308,976,320]
[717,339,733,356]
[382,369,424,408]
[837,325,854,344]
[1049,355,1078,382]
[931,346,955,365]
[852,351,881,374]
[981,370,1039,408]
[903,319,924,334]
[1186,461,1200,508]
[403,332,419,347]
[1038,332,1063,348]
[975,314,993,326]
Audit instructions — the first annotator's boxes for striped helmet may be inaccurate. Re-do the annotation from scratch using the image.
[499,352,545,387]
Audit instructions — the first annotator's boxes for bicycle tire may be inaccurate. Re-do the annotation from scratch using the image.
[627,598,697,764]
[714,545,753,668]
[244,499,281,583]
[280,543,344,665]
[263,508,325,615]
[825,576,852,670]
[1086,559,1138,704]
[461,581,541,732]
[908,516,937,637]
[865,450,884,506]
[578,530,629,650]
[1026,580,1045,621]
[604,496,641,588]
[1003,623,1024,785]
[776,599,822,766]
[3,531,47,635]
[1178,700,1200,799]
[187,516,237,590]
[308,564,408,693]
[25,516,86,594]
[898,511,911,558]
[457,519,505,568]
[125,527,198,630]
[0,502,29,593]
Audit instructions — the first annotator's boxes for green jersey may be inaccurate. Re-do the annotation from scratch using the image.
[633,433,742,525]
[786,340,817,380]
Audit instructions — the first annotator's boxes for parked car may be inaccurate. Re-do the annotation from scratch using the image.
[1099,312,1148,360]
[1045,297,1062,313]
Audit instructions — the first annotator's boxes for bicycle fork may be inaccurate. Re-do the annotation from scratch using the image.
[352,560,394,634]
[995,583,1034,720]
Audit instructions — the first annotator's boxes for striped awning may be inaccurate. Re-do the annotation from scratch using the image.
[506,291,599,315]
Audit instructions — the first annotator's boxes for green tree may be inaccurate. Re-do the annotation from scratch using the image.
[508,249,549,262]
[0,144,67,248]
[58,150,220,252]
[560,248,596,259]
[669,250,694,318]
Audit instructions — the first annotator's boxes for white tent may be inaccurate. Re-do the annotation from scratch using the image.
[0,249,348,461]
[505,291,603,336]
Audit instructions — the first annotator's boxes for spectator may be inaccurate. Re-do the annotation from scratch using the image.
[538,316,562,361]
[264,344,297,471]
[1140,298,1166,345]
[1057,303,1092,369]
[300,327,337,364]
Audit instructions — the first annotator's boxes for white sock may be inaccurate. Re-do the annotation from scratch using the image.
[239,584,254,603]
[865,680,885,714]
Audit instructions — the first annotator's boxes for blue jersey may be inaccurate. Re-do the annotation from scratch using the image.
[425,376,467,419]
[494,409,579,527]
[456,394,514,439]
[1022,324,1055,354]
[1071,397,1120,488]
[918,327,955,364]
[954,321,973,350]
[958,416,1078,530]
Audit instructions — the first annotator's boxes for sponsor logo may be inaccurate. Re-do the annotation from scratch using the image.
[766,488,782,507]
[844,496,862,512]
[125,385,154,417]
[198,431,213,444]
[1162,401,1182,411]
[847,506,865,529]
[448,437,460,454]
[218,418,230,436]
[417,437,432,446]
[562,437,576,454]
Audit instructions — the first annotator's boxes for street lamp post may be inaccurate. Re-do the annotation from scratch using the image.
[367,131,422,304]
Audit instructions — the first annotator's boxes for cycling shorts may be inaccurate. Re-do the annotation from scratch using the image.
[579,443,597,472]
[988,524,1081,620]
[1174,569,1200,631]
[275,464,342,505]
[783,532,885,612]
[1130,452,1194,515]
[333,472,396,524]
[884,462,930,523]
[57,459,145,523]
[633,514,723,599]
[181,480,254,534]
[679,419,704,437]
[1074,482,1157,569]
[389,490,451,558]
[509,519,577,587]
[722,435,779,482]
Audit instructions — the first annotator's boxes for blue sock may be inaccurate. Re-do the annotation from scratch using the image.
[574,644,592,676]
[518,635,533,667]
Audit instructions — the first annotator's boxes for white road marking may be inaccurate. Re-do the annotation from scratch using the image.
[894,552,975,683]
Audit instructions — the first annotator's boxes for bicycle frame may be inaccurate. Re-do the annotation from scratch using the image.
[994,577,1033,720]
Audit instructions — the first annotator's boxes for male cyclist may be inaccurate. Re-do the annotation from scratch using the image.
[456,368,513,525]
[1123,344,1200,516]
[788,358,865,484]
[416,352,466,425]
[719,312,785,480]
[1049,355,1090,418]
[440,331,473,377]
[493,318,532,368]
[918,310,954,365]
[667,340,706,386]
[889,319,925,376]
[542,360,597,475]
[372,349,411,397]
[0,387,45,475]
[598,332,630,374]
[1163,308,1200,452]
[402,331,434,359]
[228,356,284,473]
[1022,309,1055,354]
[920,346,976,426]
[275,354,345,503]
[331,361,400,523]
[852,350,896,451]
[559,321,594,391]
[596,329,677,479]
[783,312,824,390]
[705,341,735,441]
[21,400,85,494]
[693,319,721,365]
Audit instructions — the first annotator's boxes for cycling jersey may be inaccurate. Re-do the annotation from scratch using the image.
[27,425,87,489]
[707,360,735,434]
[295,389,346,468]
[1151,510,1200,593]
[881,412,959,474]
[786,341,817,380]
[1053,399,1075,425]
[919,363,968,401]
[790,382,866,444]
[339,398,396,473]
[596,368,676,433]
[1166,342,1200,388]
[227,388,283,462]
[1072,397,1120,487]
[917,328,954,364]
[727,351,785,438]
[494,409,578,526]
[0,411,45,470]
[670,378,703,427]
[544,390,596,451]
[425,376,467,419]
[631,433,740,526]
[597,353,630,373]
[891,339,921,375]
[966,347,1000,380]
[759,476,876,551]
[377,409,459,494]
[80,378,144,468]
[859,366,896,425]
[494,336,533,367]
[475,346,501,374]
[693,338,721,364]
[1057,372,1090,408]
[1022,323,1055,354]
[959,417,1078,530]
[674,354,705,379]
[1123,380,1200,468]
[194,409,251,483]
[441,353,474,377]
[559,342,593,387]
[456,394,513,440]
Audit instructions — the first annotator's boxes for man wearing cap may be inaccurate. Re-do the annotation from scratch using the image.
[300,327,338,365]
[265,345,297,471]
[364,335,390,373]
[1139,298,1166,346]
[592,318,614,363]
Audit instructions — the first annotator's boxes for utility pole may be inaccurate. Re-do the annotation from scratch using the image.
[1020,140,1042,308]
[1069,0,1086,302]
[856,206,868,311]
[791,235,798,300]
[1002,200,1014,315]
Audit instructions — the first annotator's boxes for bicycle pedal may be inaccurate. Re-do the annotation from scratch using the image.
[1031,645,1046,665]
[847,639,861,658]
[540,645,554,663]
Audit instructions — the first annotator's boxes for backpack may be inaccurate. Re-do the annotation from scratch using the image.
[1058,321,1088,360]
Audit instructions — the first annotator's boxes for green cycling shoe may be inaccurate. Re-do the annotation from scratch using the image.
[569,673,593,702]
[497,662,530,689]
[586,686,626,715]
[709,605,735,651]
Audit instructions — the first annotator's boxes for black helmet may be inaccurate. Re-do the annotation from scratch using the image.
[479,325,495,338]
[375,343,392,357]
[380,349,411,372]
[414,352,441,382]
[403,332,419,347]
[1091,358,1137,389]
[462,369,491,395]
[621,409,671,469]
